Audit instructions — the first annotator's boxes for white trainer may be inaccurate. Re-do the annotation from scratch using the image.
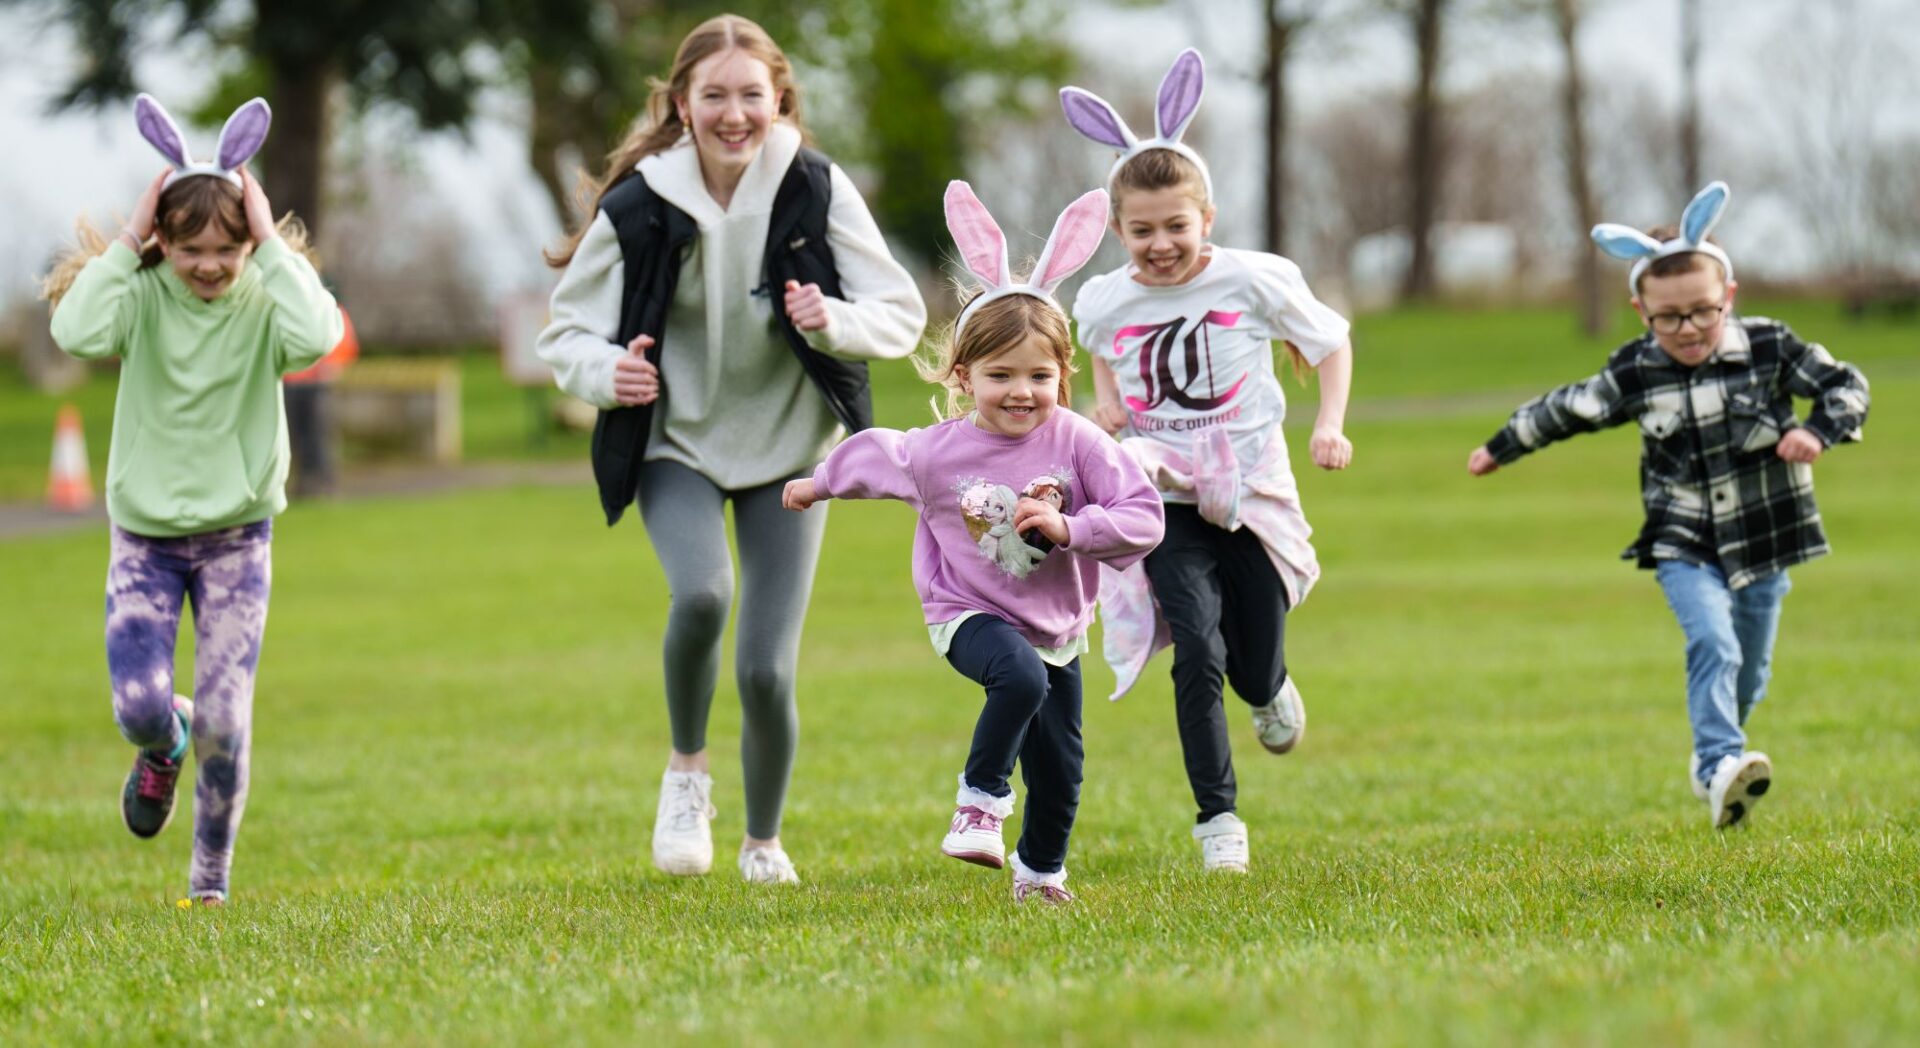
[1686,753,1709,801]
[941,804,1006,868]
[1193,811,1250,872]
[739,844,800,885]
[1251,677,1306,754]
[652,769,716,875]
[1707,752,1773,829]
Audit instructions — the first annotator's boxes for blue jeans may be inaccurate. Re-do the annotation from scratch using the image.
[1654,560,1791,784]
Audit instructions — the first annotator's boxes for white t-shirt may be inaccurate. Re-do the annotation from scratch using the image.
[1073,247,1350,486]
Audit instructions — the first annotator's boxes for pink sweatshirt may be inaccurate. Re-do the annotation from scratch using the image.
[813,409,1164,648]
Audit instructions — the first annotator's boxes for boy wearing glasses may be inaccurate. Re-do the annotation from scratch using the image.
[1465,198,1870,829]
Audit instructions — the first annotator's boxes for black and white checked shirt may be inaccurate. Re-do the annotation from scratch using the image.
[1484,317,1870,589]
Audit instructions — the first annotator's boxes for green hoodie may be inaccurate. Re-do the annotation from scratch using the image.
[50,237,342,537]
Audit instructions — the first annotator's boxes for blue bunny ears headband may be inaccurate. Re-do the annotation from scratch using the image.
[1060,48,1213,202]
[135,93,272,189]
[1591,181,1734,295]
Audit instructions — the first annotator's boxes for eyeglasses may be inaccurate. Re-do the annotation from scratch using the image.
[1646,303,1726,334]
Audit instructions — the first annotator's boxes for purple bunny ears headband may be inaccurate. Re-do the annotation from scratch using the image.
[1059,48,1213,202]
[1591,181,1734,295]
[135,93,273,189]
[946,180,1109,337]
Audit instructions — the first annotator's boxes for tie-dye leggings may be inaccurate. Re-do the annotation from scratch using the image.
[106,520,272,899]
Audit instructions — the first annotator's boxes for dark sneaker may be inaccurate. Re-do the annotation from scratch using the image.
[122,750,182,838]
[122,696,192,839]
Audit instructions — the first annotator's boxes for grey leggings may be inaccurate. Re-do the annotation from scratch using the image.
[636,459,826,839]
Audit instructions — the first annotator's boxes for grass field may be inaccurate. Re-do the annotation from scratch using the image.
[2,302,1917,1044]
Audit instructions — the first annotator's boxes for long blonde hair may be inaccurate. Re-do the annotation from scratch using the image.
[545,13,810,268]
[916,294,1077,420]
[41,176,317,306]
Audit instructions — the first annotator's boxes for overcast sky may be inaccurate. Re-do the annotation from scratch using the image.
[3,0,1913,312]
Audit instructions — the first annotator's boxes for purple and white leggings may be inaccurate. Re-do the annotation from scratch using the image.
[106,520,272,899]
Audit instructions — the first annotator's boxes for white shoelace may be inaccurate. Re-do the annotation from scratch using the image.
[664,776,711,833]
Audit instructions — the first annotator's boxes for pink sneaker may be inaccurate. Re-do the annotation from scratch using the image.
[940,805,1006,868]
[1010,853,1074,905]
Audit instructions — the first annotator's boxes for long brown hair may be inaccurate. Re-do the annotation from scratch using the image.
[41,176,317,306]
[916,294,1077,420]
[545,13,809,268]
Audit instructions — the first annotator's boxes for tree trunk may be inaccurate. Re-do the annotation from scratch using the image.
[264,58,333,237]
[1679,0,1701,194]
[1555,0,1606,335]
[1401,0,1446,301]
[1264,6,1296,255]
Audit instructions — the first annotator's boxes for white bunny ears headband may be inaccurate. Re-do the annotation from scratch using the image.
[1591,181,1734,295]
[1060,48,1212,202]
[947,180,1109,337]
[135,93,273,189]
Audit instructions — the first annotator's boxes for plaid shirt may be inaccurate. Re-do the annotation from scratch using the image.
[1484,317,1870,589]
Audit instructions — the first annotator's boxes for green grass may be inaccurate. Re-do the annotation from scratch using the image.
[2,304,1918,1044]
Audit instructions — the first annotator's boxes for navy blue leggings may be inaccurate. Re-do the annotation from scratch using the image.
[945,615,1083,873]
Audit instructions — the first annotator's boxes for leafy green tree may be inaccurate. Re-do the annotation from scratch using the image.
[15,0,610,236]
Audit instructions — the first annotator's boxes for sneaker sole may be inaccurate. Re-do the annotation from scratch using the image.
[941,843,1006,869]
[121,795,173,839]
[653,852,714,876]
[1715,759,1773,829]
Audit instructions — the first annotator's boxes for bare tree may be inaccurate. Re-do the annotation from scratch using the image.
[1554,0,1605,333]
[1678,0,1702,194]
[1400,0,1449,300]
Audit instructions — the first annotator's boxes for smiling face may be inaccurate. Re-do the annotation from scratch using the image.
[959,331,1063,438]
[1635,264,1735,368]
[159,221,251,301]
[1113,184,1215,287]
[679,48,779,188]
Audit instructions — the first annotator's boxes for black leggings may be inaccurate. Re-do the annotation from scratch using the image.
[1143,502,1290,822]
[945,615,1084,873]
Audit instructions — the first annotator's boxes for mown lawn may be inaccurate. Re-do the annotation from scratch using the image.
[2,302,1916,1044]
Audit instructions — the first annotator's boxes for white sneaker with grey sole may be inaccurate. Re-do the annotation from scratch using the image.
[739,844,799,885]
[1251,677,1306,754]
[652,769,716,875]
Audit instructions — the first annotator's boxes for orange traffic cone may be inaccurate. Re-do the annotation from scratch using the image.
[47,403,94,512]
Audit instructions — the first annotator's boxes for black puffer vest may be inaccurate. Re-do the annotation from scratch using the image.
[590,147,872,525]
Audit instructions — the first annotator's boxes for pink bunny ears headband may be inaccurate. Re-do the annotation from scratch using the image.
[1591,181,1734,295]
[1059,48,1212,202]
[135,93,272,189]
[946,181,1109,337]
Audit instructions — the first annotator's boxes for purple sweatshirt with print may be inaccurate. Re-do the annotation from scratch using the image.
[813,409,1165,649]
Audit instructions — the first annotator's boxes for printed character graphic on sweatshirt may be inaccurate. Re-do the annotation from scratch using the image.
[958,479,1048,578]
[1019,469,1075,554]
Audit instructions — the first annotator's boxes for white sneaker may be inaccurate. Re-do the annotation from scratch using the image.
[739,844,800,885]
[652,769,716,875]
[1251,677,1306,754]
[1193,812,1250,872]
[941,804,1007,868]
[1687,753,1709,801]
[1707,752,1772,829]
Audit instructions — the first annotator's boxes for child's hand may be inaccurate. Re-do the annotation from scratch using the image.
[613,335,660,406]
[1014,497,1069,546]
[783,478,821,511]
[1467,445,1499,476]
[1776,428,1824,464]
[123,168,170,248]
[1093,399,1128,436]
[783,280,830,332]
[240,167,277,245]
[1310,424,1352,470]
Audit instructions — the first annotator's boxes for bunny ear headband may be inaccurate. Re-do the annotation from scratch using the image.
[135,93,273,189]
[946,180,1109,337]
[1591,181,1734,295]
[1059,47,1212,202]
